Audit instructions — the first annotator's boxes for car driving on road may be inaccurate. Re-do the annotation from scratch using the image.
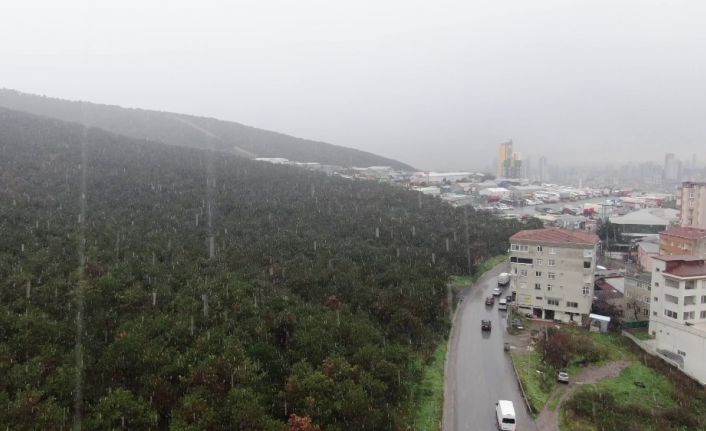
[492,287,502,296]
[481,320,492,331]
[485,296,495,306]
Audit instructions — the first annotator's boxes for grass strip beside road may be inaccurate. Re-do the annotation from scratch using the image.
[408,342,447,430]
[510,350,550,414]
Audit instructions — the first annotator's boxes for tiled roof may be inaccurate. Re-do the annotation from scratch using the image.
[664,262,706,278]
[510,228,599,245]
[656,256,706,277]
[660,226,706,240]
[652,255,703,262]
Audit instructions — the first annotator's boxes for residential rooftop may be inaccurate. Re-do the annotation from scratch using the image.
[510,228,599,245]
[660,226,706,240]
[654,256,706,278]
[652,255,704,262]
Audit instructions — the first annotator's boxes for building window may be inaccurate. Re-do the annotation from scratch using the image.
[536,259,543,266]
[548,272,556,280]
[656,268,660,272]
[678,350,687,357]
[536,271,542,277]
[665,279,679,289]
[547,284,553,291]
[548,259,556,266]
[583,250,593,258]
[534,283,541,290]
[664,309,677,319]
[567,301,578,308]
[511,257,533,264]
[583,261,591,269]
[519,245,529,252]
[701,310,706,319]
[520,269,528,277]
[653,311,657,316]
[685,281,696,290]
[582,285,590,296]
[536,296,543,300]
[701,295,706,304]
[537,246,543,252]
[547,298,559,306]
[654,282,660,287]
[683,311,695,320]
[653,297,658,302]
[684,296,696,305]
[665,294,679,304]
[548,247,556,255]
[511,244,518,251]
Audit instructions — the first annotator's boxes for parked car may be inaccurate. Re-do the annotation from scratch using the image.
[481,320,492,331]
[506,295,513,304]
[511,319,524,330]
[492,287,502,296]
[557,371,569,384]
[497,272,510,286]
[485,296,495,306]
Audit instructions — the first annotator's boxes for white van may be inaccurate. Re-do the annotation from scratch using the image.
[498,298,508,311]
[495,400,516,431]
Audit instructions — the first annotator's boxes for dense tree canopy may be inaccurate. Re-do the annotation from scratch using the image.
[0,107,539,429]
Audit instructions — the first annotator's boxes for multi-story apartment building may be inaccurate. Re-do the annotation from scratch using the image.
[623,274,651,322]
[679,181,706,229]
[509,228,599,323]
[648,255,706,385]
[659,226,706,257]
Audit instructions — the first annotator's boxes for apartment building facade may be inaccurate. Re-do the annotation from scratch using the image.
[623,274,651,322]
[509,228,599,323]
[679,181,706,229]
[648,255,706,385]
[659,226,706,257]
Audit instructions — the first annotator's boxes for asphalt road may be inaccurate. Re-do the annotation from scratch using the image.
[443,264,538,431]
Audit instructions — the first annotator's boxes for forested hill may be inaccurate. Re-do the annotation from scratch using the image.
[0,107,537,430]
[0,88,414,170]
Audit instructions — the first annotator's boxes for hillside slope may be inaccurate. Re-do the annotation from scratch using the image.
[0,88,415,170]
[0,107,535,430]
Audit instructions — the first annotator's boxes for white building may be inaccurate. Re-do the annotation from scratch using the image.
[648,255,706,385]
[509,228,599,323]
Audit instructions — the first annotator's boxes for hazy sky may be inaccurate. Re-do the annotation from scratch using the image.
[2,0,705,170]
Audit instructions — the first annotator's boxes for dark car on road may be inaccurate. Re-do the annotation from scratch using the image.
[481,320,492,331]
[485,296,495,306]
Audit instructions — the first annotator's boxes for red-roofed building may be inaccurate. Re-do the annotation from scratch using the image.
[649,256,706,385]
[509,228,599,323]
[659,226,706,258]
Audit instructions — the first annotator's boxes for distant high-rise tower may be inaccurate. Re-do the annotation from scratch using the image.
[498,141,513,178]
[511,152,523,178]
[664,153,679,182]
[539,156,549,183]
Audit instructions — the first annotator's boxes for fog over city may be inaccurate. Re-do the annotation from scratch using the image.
[2,0,705,170]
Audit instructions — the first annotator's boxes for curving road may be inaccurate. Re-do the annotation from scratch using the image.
[443,264,538,431]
